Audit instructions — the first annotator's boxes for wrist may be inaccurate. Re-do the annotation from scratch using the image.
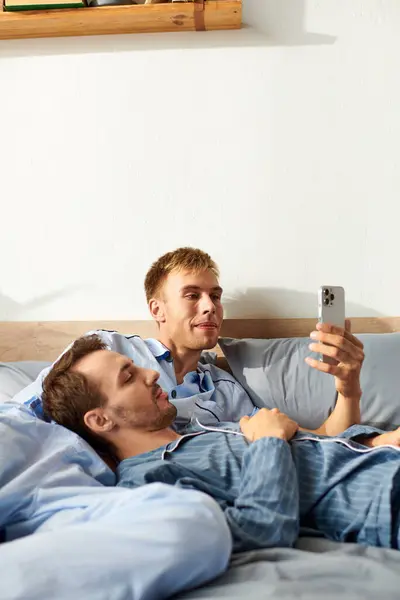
[253,430,287,442]
[356,435,378,448]
[337,391,362,403]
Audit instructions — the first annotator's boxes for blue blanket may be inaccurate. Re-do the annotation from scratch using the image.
[0,402,231,599]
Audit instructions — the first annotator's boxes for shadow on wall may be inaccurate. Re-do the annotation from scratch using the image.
[223,287,385,321]
[244,0,336,46]
[0,291,21,320]
[1,286,387,325]
[0,287,86,320]
[0,0,336,59]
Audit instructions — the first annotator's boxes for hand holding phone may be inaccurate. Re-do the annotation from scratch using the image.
[306,286,364,401]
[318,286,345,364]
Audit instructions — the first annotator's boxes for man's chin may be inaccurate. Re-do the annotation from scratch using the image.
[159,406,178,429]
[191,327,220,350]
[200,339,218,350]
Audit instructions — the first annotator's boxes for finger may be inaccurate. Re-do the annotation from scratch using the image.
[344,330,364,349]
[316,322,363,349]
[309,342,344,363]
[345,319,351,333]
[270,408,280,414]
[239,416,250,430]
[308,342,363,365]
[312,332,361,357]
[305,356,340,376]
[310,331,364,360]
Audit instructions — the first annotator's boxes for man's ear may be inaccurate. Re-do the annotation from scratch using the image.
[149,297,166,324]
[84,409,115,435]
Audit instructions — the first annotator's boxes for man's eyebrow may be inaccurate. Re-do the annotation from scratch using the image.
[180,285,201,292]
[180,285,223,293]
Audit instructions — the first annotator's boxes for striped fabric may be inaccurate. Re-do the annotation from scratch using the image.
[117,423,400,553]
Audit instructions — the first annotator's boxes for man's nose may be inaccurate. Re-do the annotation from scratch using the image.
[146,369,160,385]
[200,294,216,314]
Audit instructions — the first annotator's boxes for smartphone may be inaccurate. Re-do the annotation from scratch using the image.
[318,286,345,364]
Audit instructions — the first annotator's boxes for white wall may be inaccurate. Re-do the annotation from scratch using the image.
[1,0,400,321]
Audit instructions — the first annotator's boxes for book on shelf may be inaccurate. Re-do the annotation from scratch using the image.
[4,0,85,10]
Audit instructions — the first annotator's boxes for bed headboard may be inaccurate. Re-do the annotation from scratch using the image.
[1,317,400,363]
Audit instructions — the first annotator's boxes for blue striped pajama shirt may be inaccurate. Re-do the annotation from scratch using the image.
[117,423,400,553]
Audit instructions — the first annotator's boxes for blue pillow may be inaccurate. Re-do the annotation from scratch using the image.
[0,362,49,404]
[219,333,400,430]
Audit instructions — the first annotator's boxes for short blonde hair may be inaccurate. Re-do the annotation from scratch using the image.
[144,247,220,302]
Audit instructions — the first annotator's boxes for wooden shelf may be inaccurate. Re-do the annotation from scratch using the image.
[0,0,241,40]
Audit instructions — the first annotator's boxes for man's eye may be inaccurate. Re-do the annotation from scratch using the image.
[211,294,222,302]
[186,294,199,300]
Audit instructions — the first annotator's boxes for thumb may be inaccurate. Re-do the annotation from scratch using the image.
[345,319,351,333]
[240,416,250,429]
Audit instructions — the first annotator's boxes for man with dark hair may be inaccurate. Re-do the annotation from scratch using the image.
[42,335,400,554]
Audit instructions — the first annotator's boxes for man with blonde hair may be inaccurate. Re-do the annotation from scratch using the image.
[15,247,364,436]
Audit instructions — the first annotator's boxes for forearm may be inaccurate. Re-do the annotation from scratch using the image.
[301,392,361,437]
[224,437,299,553]
[336,423,384,447]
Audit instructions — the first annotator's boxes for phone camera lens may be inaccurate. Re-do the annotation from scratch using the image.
[324,298,330,306]
[330,294,335,301]
[323,288,330,296]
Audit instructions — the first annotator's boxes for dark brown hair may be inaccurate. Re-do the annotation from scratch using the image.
[42,334,108,449]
